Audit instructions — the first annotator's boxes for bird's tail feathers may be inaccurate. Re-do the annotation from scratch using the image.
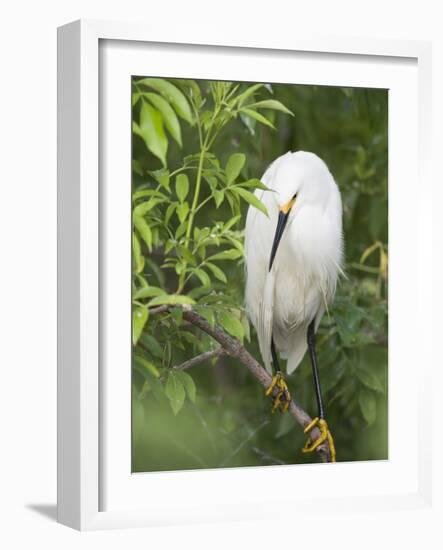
[286,326,309,374]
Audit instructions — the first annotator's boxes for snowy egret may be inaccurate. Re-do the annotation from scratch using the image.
[245,151,343,461]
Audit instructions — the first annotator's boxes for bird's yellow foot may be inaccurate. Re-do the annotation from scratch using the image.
[302,417,336,462]
[265,372,291,413]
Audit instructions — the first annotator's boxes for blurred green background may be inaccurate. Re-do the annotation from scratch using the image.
[132,79,388,471]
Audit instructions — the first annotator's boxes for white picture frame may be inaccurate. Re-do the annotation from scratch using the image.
[57,19,433,531]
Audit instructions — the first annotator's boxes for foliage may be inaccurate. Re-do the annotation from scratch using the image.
[131,77,388,470]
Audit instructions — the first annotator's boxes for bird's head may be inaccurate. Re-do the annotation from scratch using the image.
[268,151,331,271]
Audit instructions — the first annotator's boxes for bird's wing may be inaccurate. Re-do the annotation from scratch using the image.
[245,203,275,374]
[256,268,275,374]
[244,161,279,375]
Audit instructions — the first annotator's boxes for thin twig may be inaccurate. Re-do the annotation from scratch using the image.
[173,348,226,370]
[149,304,332,463]
[148,304,170,316]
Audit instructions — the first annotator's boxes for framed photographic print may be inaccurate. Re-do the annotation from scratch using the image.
[57,20,433,530]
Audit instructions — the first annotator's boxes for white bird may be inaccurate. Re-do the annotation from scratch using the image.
[244,151,343,460]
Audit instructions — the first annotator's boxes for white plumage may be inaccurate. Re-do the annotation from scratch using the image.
[245,151,343,375]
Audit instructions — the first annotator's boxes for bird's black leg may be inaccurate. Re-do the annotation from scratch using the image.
[303,319,336,462]
[307,320,325,420]
[271,337,281,375]
[265,336,291,413]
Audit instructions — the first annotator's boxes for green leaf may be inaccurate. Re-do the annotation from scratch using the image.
[226,236,244,254]
[359,388,377,425]
[136,102,168,166]
[148,294,195,307]
[175,79,202,106]
[132,159,143,176]
[246,99,294,116]
[175,221,188,239]
[165,371,186,415]
[165,202,177,225]
[237,178,270,191]
[133,215,152,251]
[175,370,196,403]
[194,306,215,327]
[239,111,257,136]
[187,286,208,301]
[132,232,144,274]
[133,286,165,300]
[143,92,182,146]
[232,83,264,107]
[146,257,166,287]
[203,173,218,190]
[164,240,175,254]
[217,310,244,341]
[212,189,224,208]
[241,313,251,342]
[133,189,168,202]
[225,153,246,184]
[133,306,148,345]
[200,292,236,305]
[193,268,211,287]
[178,245,197,266]
[205,261,227,283]
[232,187,268,216]
[356,368,385,393]
[176,174,189,203]
[135,273,149,289]
[222,215,241,231]
[133,354,160,378]
[196,246,206,261]
[207,248,243,262]
[176,202,190,223]
[150,168,170,191]
[133,198,165,217]
[139,333,163,359]
[138,78,193,124]
[239,108,275,129]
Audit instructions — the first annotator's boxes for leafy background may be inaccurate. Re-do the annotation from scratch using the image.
[131,77,388,471]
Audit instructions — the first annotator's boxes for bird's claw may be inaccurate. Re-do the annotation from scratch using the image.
[302,417,336,462]
[265,372,291,414]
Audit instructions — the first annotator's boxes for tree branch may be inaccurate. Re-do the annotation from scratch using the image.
[173,348,226,370]
[149,304,332,463]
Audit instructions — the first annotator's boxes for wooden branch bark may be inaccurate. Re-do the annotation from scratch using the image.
[149,304,332,463]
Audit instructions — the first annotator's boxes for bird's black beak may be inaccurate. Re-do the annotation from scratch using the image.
[269,197,296,271]
[269,210,289,271]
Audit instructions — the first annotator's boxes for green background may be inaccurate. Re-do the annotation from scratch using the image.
[132,79,388,471]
